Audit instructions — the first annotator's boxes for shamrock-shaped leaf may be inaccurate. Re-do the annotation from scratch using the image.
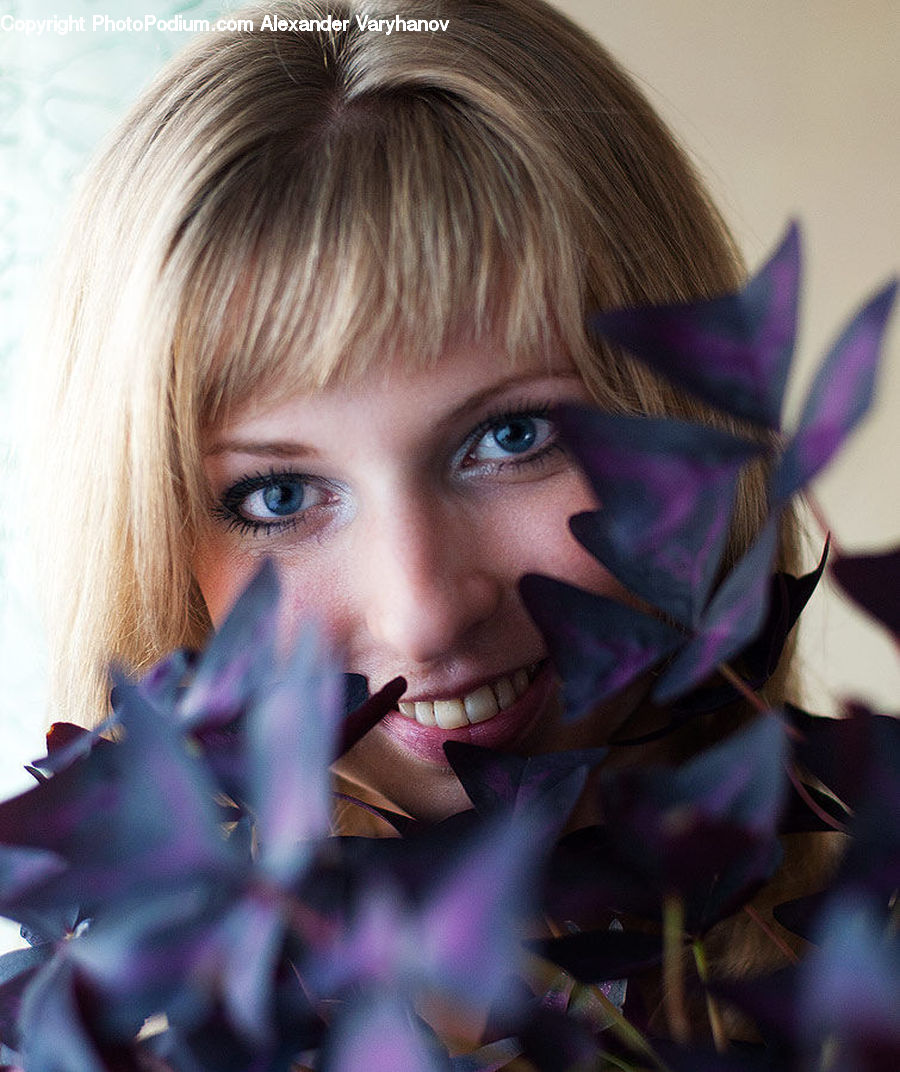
[442,742,606,817]
[653,518,779,704]
[178,560,280,728]
[557,406,761,626]
[669,540,828,717]
[600,715,789,933]
[534,926,663,984]
[247,624,343,885]
[519,575,682,719]
[771,278,897,505]
[590,222,801,429]
[831,546,900,637]
[320,992,451,1072]
[306,811,542,1013]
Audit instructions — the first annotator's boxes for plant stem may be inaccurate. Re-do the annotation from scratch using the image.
[662,894,690,1046]
[542,917,673,1072]
[692,939,727,1054]
[717,663,768,713]
[806,495,840,556]
[786,764,848,833]
[743,904,800,965]
[711,670,848,833]
[590,988,674,1072]
[887,890,900,938]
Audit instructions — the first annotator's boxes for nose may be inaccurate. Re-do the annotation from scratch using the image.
[360,497,503,665]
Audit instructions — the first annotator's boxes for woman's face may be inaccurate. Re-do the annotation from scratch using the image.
[194,340,637,820]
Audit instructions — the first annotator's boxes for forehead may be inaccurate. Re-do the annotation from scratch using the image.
[202,341,581,446]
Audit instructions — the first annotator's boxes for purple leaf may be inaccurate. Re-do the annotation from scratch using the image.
[519,575,683,719]
[26,722,110,781]
[534,927,663,983]
[178,559,280,728]
[0,846,66,906]
[557,406,760,625]
[0,678,233,927]
[107,678,237,888]
[787,702,900,823]
[831,546,900,637]
[653,518,778,704]
[597,715,789,932]
[218,894,285,1047]
[670,539,829,717]
[68,883,222,1037]
[321,992,450,1072]
[308,812,542,1012]
[450,1038,524,1071]
[589,222,801,429]
[248,624,343,885]
[0,947,53,1052]
[771,278,897,505]
[797,895,900,1068]
[337,675,407,757]
[442,743,606,817]
[17,956,110,1072]
[416,813,544,1009]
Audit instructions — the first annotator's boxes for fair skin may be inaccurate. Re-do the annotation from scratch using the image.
[194,340,645,821]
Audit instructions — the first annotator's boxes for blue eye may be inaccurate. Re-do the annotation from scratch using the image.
[258,480,306,517]
[216,471,331,532]
[468,413,556,464]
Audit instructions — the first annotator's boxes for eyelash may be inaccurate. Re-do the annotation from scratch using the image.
[213,401,563,536]
[459,401,561,473]
[212,469,332,538]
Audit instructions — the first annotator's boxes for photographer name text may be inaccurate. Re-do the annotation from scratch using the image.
[1,12,450,36]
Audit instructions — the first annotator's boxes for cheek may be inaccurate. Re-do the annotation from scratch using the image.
[192,531,352,651]
[502,472,622,601]
[192,536,249,626]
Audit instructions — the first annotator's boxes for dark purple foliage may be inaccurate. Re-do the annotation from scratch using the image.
[518,574,683,718]
[1,230,897,1070]
[556,407,762,626]
[319,993,451,1072]
[831,546,900,637]
[533,927,663,984]
[723,896,900,1072]
[770,279,897,506]
[668,542,828,718]
[442,741,606,818]
[589,222,801,429]
[652,518,779,704]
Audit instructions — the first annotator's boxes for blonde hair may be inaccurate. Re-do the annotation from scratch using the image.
[34,0,789,726]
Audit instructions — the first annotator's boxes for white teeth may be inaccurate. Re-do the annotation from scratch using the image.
[433,699,468,729]
[493,676,516,710]
[395,664,541,728]
[398,700,437,726]
[464,685,499,724]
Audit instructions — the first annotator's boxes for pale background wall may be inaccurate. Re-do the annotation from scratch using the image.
[551,0,899,717]
[0,1,897,801]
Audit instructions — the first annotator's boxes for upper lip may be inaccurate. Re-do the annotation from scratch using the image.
[382,658,547,704]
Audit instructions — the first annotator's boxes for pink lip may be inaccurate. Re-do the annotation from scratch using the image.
[379,662,557,765]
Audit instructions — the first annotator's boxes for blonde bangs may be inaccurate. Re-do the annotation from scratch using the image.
[173,87,587,435]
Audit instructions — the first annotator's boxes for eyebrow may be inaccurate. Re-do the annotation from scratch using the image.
[203,439,321,459]
[203,369,581,458]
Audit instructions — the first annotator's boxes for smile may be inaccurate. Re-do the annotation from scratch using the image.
[396,663,542,728]
[379,660,555,765]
